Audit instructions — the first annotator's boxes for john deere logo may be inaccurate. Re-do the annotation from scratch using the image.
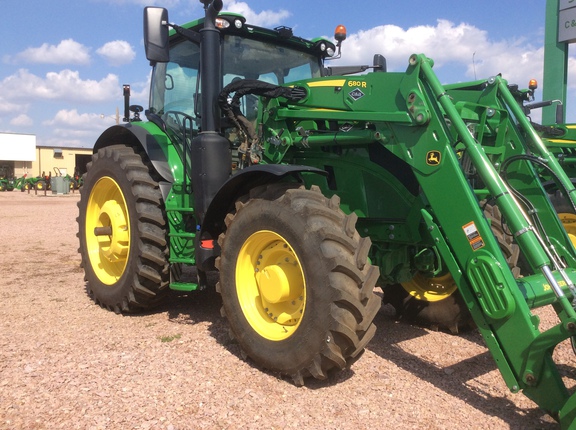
[426,151,441,166]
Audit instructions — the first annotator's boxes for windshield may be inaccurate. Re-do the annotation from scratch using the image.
[149,34,322,134]
[222,35,322,85]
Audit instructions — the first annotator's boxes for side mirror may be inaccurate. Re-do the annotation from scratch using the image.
[556,102,564,125]
[144,7,169,63]
[373,54,387,72]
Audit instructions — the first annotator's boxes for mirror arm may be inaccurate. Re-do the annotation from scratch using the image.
[171,23,201,44]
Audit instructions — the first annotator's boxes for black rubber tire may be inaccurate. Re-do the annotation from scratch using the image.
[77,144,169,313]
[548,189,574,214]
[383,203,520,333]
[216,184,381,385]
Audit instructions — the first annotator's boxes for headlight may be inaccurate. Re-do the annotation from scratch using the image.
[215,18,230,29]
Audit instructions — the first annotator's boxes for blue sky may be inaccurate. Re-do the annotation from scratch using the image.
[0,0,571,148]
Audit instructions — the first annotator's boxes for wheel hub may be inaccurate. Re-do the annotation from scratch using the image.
[98,200,129,262]
[558,213,576,247]
[401,272,458,302]
[236,231,306,340]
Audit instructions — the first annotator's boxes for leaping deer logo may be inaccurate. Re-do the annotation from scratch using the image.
[426,150,441,166]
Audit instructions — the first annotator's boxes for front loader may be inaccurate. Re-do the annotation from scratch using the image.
[77,1,576,426]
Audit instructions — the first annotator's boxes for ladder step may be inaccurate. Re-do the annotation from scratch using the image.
[169,232,195,239]
[166,207,195,213]
[169,282,199,292]
[169,257,195,264]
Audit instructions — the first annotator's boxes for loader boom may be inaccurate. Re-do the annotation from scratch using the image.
[253,54,576,426]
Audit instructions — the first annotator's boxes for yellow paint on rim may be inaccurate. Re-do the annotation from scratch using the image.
[558,212,576,247]
[236,230,305,341]
[85,176,130,285]
[401,272,458,302]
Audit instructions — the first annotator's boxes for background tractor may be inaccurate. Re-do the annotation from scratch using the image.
[0,165,16,191]
[68,167,83,190]
[77,2,576,427]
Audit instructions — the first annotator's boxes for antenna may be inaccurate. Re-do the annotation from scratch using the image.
[472,52,477,80]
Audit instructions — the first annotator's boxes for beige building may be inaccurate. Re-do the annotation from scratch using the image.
[33,146,93,179]
[0,132,92,179]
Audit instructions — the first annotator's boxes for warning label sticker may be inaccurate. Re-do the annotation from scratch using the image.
[463,221,485,250]
[470,238,485,250]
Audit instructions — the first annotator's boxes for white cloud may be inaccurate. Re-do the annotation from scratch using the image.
[0,69,120,103]
[222,1,291,27]
[38,109,118,148]
[0,97,25,116]
[39,136,93,149]
[10,114,33,127]
[333,19,545,89]
[96,41,136,67]
[43,109,117,131]
[8,39,91,66]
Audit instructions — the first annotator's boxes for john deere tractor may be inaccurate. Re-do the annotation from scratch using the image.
[77,2,576,426]
[0,165,16,191]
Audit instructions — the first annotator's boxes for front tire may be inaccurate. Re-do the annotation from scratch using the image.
[77,144,169,313]
[385,203,520,333]
[216,184,381,385]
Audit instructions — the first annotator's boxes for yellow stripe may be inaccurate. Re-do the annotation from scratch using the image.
[566,125,576,130]
[547,139,576,144]
[307,79,347,88]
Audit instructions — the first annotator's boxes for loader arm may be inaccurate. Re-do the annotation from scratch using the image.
[257,54,576,427]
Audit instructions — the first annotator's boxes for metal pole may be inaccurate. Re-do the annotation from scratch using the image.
[543,0,568,124]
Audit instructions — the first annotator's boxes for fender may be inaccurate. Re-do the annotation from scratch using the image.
[94,123,174,184]
[196,164,327,271]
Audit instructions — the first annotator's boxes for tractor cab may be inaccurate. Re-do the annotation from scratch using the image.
[145,9,334,147]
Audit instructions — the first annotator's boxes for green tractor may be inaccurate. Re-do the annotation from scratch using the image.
[68,167,83,190]
[77,2,576,426]
[0,165,16,192]
[508,80,576,245]
[16,172,49,192]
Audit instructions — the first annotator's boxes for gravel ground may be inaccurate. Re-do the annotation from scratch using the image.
[0,190,573,429]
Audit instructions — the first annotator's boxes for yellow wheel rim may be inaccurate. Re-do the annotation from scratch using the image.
[236,231,306,341]
[401,272,457,302]
[558,212,576,247]
[85,176,130,285]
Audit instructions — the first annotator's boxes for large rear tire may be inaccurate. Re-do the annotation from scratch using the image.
[384,203,520,333]
[77,144,169,313]
[216,184,381,385]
